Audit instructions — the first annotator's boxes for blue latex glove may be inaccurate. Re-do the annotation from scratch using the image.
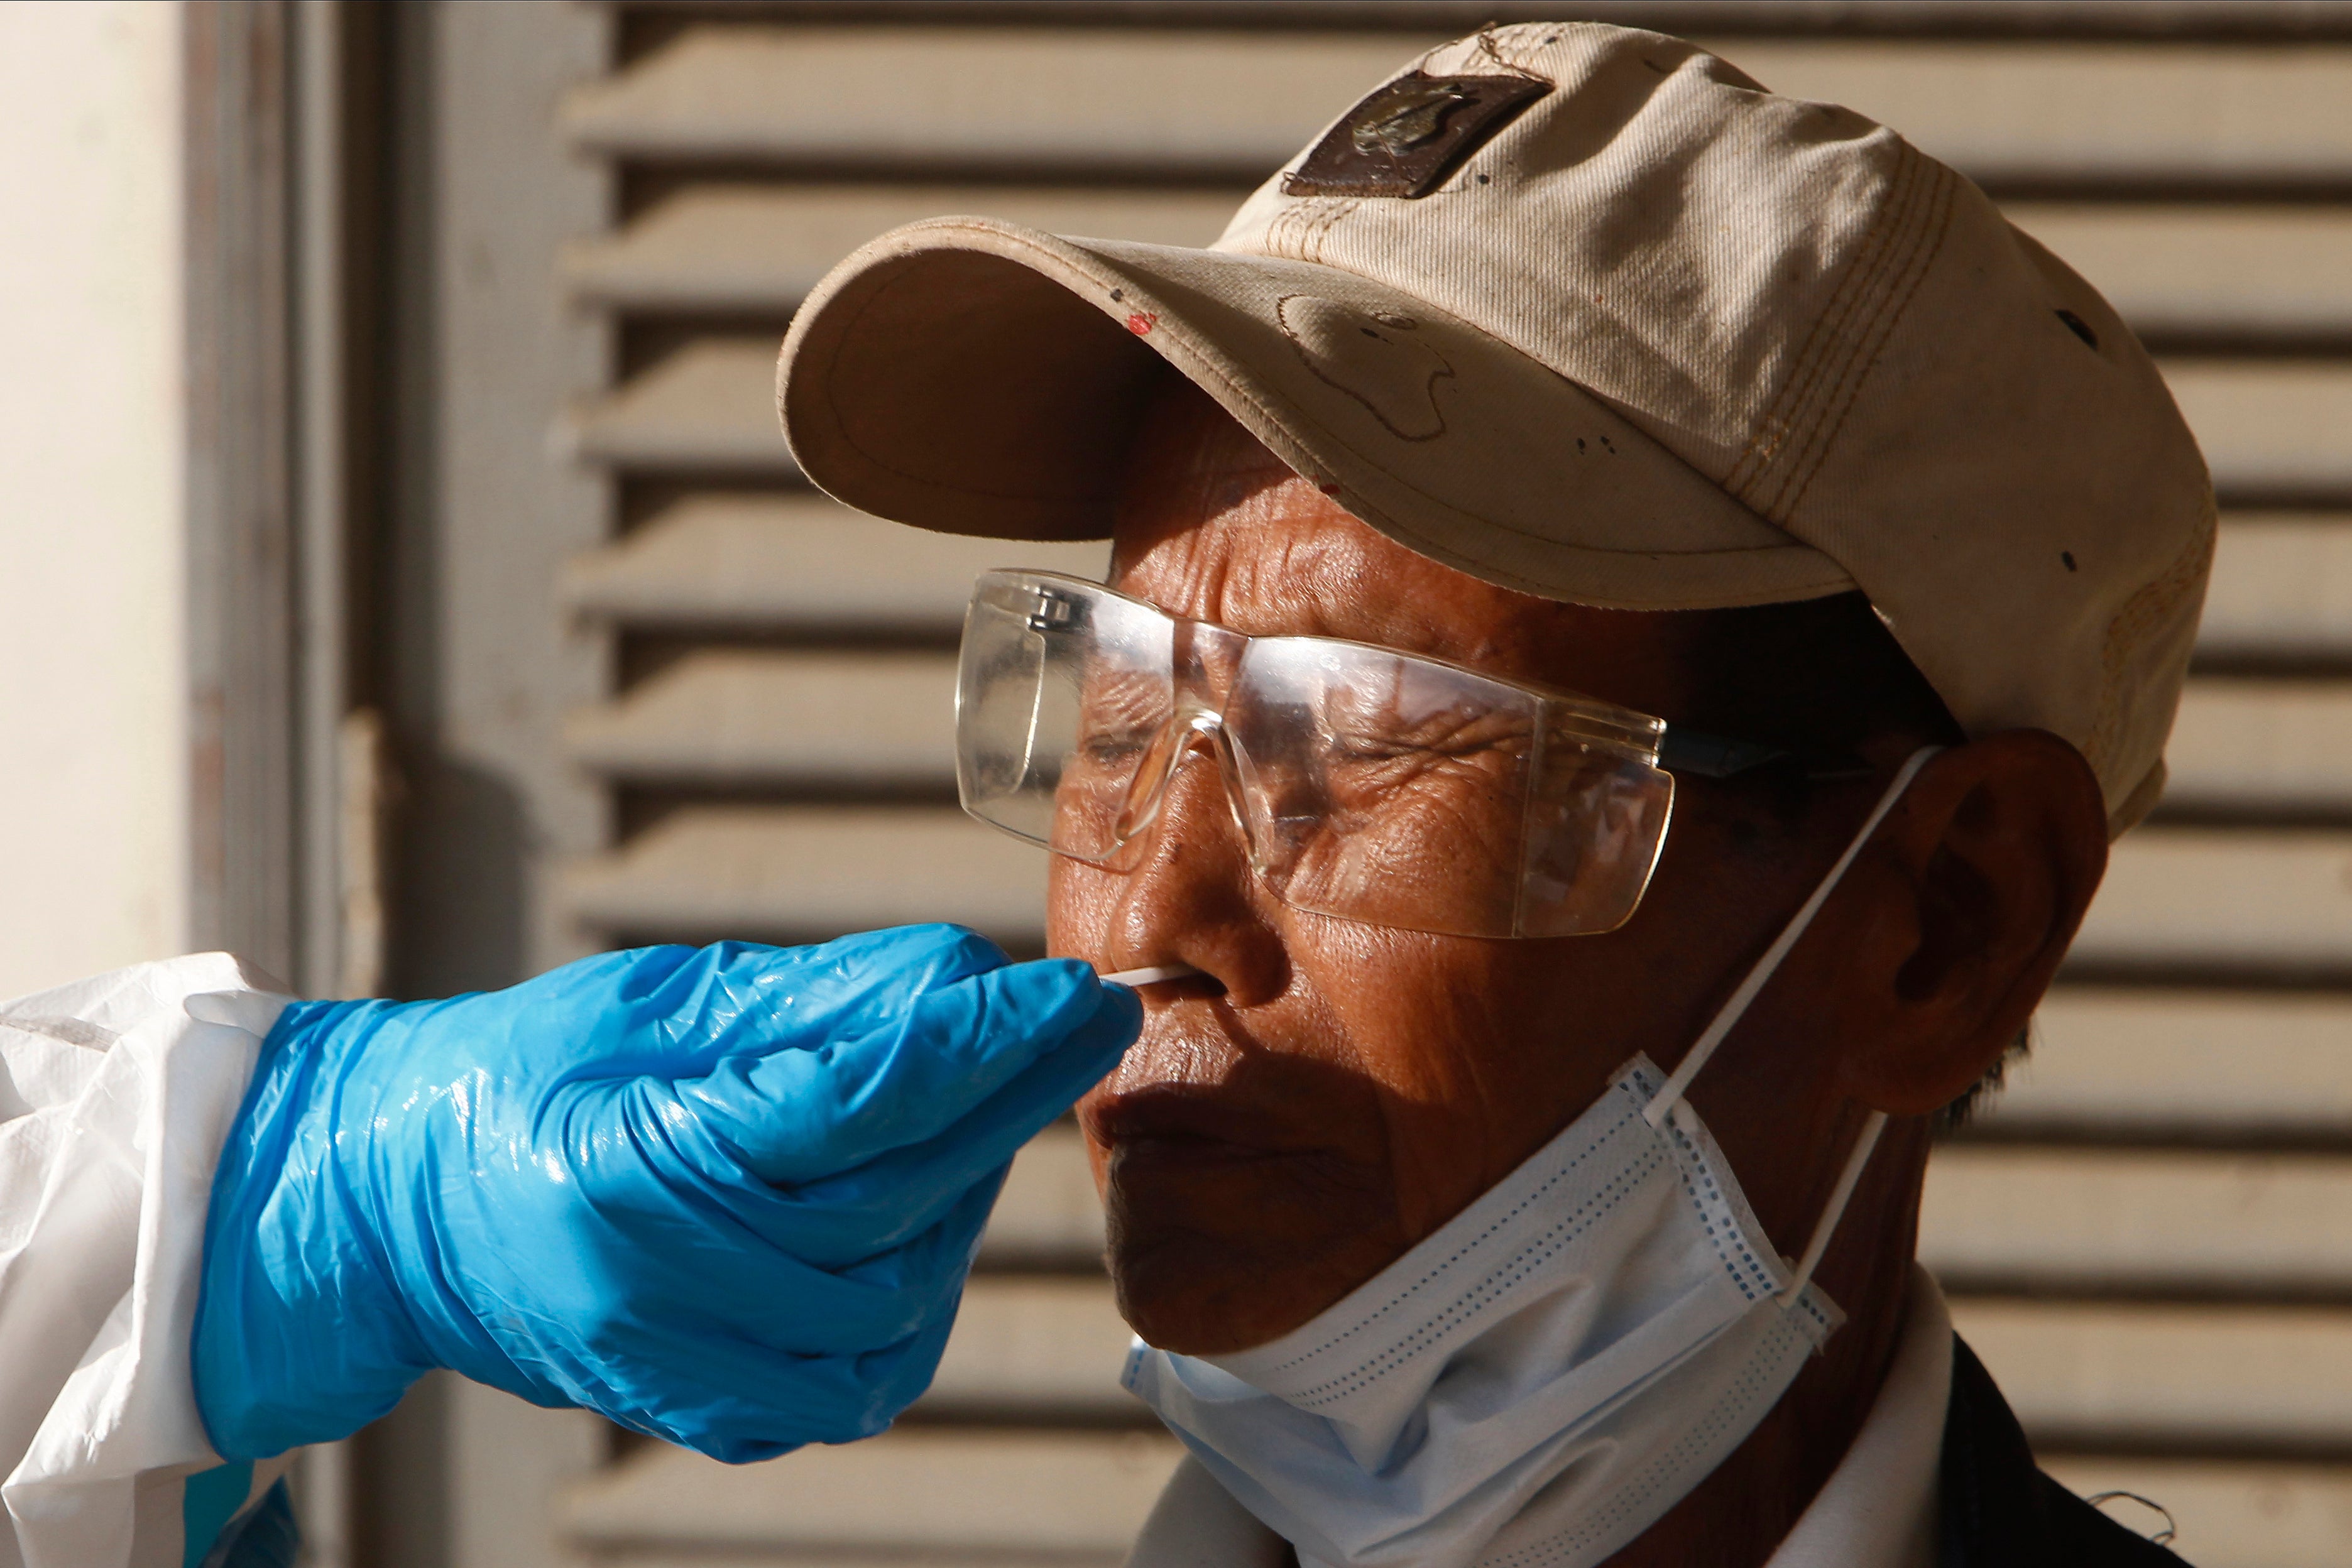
[193,925,1138,1464]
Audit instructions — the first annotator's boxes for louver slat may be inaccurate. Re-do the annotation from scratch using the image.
[566,185,1237,313]
[562,496,1107,634]
[1993,989,2352,1138]
[560,806,1043,947]
[562,28,2352,188]
[571,196,2352,337]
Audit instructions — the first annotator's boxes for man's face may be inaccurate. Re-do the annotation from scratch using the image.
[1050,393,1907,1355]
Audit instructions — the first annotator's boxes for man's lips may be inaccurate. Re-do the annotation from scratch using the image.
[1085,1083,1394,1258]
[1085,1011,1384,1185]
[1084,1087,1362,1180]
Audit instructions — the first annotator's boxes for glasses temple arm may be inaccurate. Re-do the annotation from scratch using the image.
[1656,725,1873,781]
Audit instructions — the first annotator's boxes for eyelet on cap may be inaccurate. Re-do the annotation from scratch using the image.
[2055,308,2099,349]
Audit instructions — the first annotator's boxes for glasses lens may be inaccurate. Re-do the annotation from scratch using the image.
[1225,640,1543,937]
[1516,739,1673,937]
[959,574,1676,939]
[1225,639,1674,938]
[956,573,1173,862]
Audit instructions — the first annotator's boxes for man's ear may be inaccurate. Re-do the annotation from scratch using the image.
[1829,732,2109,1118]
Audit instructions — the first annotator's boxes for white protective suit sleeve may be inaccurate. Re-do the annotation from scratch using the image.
[0,953,296,1568]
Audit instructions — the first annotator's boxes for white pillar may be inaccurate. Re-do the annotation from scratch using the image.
[0,1,188,994]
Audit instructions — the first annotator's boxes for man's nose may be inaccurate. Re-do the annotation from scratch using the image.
[1108,731,1288,1005]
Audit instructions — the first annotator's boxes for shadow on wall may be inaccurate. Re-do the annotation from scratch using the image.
[389,756,525,999]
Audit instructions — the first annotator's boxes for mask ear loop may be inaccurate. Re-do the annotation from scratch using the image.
[1634,746,1944,1300]
[1781,1106,1887,1304]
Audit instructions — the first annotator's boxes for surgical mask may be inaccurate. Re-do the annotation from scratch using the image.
[1123,749,1936,1568]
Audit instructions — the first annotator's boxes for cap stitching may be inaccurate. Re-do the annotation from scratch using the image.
[1722,147,1917,505]
[1482,21,1559,75]
[1259,200,1298,259]
[1748,149,1937,518]
[1773,158,1961,524]
[1722,144,1918,496]
[1729,143,1932,520]
[1264,197,1360,266]
[1300,198,1359,265]
[1262,200,1299,258]
[1286,204,1319,261]
[1322,200,1362,260]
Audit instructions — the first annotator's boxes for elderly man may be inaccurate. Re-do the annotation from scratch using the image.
[777,21,2206,1568]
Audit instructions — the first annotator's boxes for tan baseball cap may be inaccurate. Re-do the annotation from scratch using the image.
[776,21,2215,835]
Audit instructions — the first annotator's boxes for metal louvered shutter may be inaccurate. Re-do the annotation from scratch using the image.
[503,8,2352,1566]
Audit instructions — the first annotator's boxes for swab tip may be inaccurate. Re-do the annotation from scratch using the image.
[1099,962,1204,988]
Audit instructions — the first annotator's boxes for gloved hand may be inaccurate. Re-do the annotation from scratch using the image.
[192,925,1138,1464]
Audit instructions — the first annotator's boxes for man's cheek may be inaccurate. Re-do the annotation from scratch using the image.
[1285,926,1482,1090]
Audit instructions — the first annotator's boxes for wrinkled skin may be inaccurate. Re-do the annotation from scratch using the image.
[1049,386,2109,1567]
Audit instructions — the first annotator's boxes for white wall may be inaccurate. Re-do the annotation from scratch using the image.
[0,1,186,993]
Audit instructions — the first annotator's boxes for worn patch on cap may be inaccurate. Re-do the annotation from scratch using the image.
[1283,73,1551,199]
[1277,295,1455,440]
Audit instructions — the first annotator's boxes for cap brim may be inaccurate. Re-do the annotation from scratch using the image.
[777,216,1852,611]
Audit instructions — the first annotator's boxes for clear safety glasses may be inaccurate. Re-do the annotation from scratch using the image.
[956,570,1815,940]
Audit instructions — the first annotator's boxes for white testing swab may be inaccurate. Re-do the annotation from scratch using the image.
[1100,963,1203,987]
